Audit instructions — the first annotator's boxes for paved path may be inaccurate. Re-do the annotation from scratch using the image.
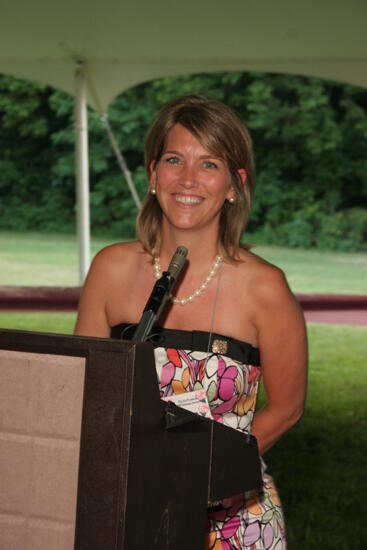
[304,309,367,326]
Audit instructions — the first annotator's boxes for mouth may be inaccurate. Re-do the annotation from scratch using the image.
[174,194,203,205]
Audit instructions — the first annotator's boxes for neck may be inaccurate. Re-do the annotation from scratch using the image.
[158,225,220,268]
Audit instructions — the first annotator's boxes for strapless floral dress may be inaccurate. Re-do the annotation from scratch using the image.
[111,324,286,550]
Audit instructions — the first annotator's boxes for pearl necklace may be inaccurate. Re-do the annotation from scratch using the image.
[153,254,222,305]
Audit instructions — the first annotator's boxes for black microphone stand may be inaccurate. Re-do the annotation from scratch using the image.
[132,271,175,342]
[133,246,188,342]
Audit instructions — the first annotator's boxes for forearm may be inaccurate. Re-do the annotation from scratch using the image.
[251,404,303,455]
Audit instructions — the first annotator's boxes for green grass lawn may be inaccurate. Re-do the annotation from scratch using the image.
[261,323,367,549]
[253,244,367,294]
[1,231,367,293]
[0,312,77,333]
[0,232,118,286]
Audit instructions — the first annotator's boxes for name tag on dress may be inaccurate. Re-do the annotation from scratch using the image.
[162,389,213,419]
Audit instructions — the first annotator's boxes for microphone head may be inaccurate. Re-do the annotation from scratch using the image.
[167,246,188,281]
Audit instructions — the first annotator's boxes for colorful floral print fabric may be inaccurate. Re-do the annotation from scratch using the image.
[154,346,286,550]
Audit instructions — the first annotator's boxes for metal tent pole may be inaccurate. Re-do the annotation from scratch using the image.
[101,114,141,210]
[74,61,90,285]
[84,71,141,210]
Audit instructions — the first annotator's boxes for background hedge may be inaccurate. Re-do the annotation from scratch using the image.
[1,72,366,250]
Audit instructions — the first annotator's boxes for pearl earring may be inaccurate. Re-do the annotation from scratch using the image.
[228,197,235,204]
[151,188,156,195]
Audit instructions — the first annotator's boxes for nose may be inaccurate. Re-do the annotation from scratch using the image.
[180,162,198,189]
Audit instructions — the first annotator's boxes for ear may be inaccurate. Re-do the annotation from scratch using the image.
[237,168,247,186]
[226,185,236,202]
[225,168,247,202]
[149,160,157,190]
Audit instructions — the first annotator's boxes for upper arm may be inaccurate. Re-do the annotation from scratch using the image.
[255,267,308,422]
[74,249,112,338]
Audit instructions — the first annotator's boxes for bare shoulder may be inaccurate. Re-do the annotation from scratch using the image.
[227,248,306,353]
[89,240,147,279]
[233,248,290,298]
[216,248,304,347]
[78,239,148,314]
[92,240,144,265]
[74,241,149,336]
[232,248,302,321]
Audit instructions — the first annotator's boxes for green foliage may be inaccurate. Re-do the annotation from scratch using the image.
[0,77,75,232]
[318,208,367,251]
[0,72,366,250]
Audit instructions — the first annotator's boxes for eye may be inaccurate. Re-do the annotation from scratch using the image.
[203,160,217,169]
[165,156,180,165]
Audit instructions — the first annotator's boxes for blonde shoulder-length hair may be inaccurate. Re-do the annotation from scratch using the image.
[136,95,255,262]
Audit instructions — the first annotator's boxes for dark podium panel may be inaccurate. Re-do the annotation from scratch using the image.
[0,329,261,550]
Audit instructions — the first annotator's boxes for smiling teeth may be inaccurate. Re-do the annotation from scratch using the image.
[175,195,202,204]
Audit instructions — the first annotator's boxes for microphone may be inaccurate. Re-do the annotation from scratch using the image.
[133,247,188,342]
[167,246,188,282]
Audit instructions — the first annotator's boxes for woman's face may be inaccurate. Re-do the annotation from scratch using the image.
[150,124,235,234]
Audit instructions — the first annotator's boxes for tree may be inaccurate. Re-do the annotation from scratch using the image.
[0,72,366,249]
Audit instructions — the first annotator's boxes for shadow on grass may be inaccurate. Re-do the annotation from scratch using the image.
[265,415,367,549]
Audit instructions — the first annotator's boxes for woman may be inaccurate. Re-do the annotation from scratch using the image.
[75,95,307,549]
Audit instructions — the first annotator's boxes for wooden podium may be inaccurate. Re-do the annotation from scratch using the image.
[0,329,261,550]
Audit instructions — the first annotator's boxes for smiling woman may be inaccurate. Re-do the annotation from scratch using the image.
[74,95,307,549]
[138,95,255,262]
[149,124,238,236]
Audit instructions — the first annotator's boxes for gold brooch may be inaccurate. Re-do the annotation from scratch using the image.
[212,339,228,354]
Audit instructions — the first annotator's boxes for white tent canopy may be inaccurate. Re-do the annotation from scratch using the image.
[1,0,366,281]
[2,0,367,111]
